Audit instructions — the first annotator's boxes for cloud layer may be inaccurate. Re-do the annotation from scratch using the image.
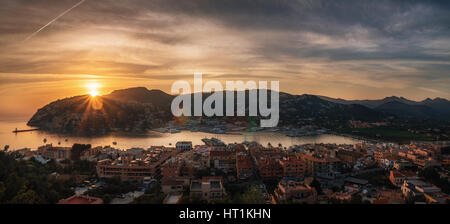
[0,0,449,118]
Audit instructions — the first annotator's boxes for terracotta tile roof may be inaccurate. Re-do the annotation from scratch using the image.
[57,195,103,204]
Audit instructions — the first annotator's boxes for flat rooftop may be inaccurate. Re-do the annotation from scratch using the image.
[165,194,182,204]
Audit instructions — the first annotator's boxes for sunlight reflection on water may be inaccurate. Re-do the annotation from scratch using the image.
[0,121,362,150]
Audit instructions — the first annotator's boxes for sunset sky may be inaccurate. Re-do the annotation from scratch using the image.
[0,0,449,119]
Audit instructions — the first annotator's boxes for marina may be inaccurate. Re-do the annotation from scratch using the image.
[0,121,362,151]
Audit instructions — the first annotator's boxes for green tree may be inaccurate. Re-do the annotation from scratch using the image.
[310,178,323,195]
[102,194,112,204]
[419,167,450,194]
[405,192,416,204]
[0,151,75,204]
[133,193,166,204]
[0,182,5,201]
[181,194,208,204]
[9,187,42,204]
[236,186,266,204]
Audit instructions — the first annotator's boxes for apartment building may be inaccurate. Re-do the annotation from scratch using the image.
[274,179,317,204]
[176,141,193,151]
[257,157,283,180]
[97,148,175,181]
[389,170,418,187]
[190,177,226,202]
[336,149,364,165]
[236,153,254,180]
[300,153,340,177]
[37,144,71,162]
[209,150,236,172]
[279,156,306,178]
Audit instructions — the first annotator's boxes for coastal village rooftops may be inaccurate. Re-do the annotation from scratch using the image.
[189,176,225,202]
[230,144,246,152]
[344,177,369,186]
[279,179,310,189]
[176,141,193,144]
[301,153,340,163]
[236,155,253,169]
[403,179,440,193]
[280,155,304,163]
[162,178,185,186]
[191,181,202,190]
[57,195,103,204]
[210,150,235,158]
[405,180,441,193]
[372,198,391,204]
[97,158,112,164]
[391,170,417,178]
[163,193,183,204]
[97,150,173,167]
[275,179,317,203]
[191,176,223,190]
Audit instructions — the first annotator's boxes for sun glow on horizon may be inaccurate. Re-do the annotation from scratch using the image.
[86,82,100,97]
[89,89,99,97]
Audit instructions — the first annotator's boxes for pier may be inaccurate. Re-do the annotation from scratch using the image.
[12,128,40,133]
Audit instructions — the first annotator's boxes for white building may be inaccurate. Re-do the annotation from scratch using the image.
[176,141,193,151]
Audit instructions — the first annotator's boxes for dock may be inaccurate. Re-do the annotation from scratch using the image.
[12,128,40,133]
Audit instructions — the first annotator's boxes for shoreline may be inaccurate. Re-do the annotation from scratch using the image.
[1,130,362,151]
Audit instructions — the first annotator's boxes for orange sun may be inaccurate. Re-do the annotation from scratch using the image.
[89,89,99,97]
[86,83,100,97]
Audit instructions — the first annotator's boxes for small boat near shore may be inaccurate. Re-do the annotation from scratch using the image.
[226,132,243,135]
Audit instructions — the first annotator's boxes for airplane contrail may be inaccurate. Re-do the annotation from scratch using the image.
[24,0,86,41]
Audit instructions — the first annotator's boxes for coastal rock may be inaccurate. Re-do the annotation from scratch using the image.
[27,89,173,136]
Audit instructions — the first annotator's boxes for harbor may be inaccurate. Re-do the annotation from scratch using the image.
[0,121,361,151]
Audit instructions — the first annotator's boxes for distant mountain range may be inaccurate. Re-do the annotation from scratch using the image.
[318,95,450,121]
[27,87,450,135]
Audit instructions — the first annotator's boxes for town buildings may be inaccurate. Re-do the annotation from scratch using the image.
[256,157,283,180]
[176,141,193,151]
[209,149,236,172]
[236,153,254,180]
[274,179,317,204]
[190,177,226,202]
[96,147,176,181]
[37,144,71,162]
[401,179,441,201]
[389,170,418,187]
[57,195,103,204]
[300,153,340,179]
[279,156,306,178]
[12,137,449,205]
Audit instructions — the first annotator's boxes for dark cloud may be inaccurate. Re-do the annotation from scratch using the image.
[0,0,448,99]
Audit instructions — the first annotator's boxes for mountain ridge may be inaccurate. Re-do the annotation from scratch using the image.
[318,94,450,121]
[27,87,450,135]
